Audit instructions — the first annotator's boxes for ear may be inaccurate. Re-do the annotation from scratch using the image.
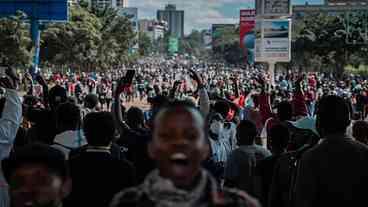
[61,177,72,198]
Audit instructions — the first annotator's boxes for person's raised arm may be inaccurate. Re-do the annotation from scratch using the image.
[189,69,210,117]
[232,77,240,98]
[113,76,130,135]
[35,74,49,109]
[292,76,308,117]
[258,78,273,124]
[0,67,21,160]
[24,73,33,96]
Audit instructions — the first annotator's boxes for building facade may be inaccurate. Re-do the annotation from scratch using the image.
[157,4,184,38]
[139,20,168,41]
[90,0,127,8]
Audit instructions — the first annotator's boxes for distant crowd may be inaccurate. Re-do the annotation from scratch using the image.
[1,57,368,207]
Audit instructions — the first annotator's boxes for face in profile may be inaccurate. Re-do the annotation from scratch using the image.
[9,164,70,207]
[150,107,209,188]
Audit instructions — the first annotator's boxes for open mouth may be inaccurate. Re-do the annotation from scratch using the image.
[170,153,190,166]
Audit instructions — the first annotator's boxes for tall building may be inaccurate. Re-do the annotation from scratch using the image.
[157,4,184,38]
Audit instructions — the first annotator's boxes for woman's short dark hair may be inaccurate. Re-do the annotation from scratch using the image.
[83,112,115,146]
[56,102,81,130]
[127,107,145,128]
[2,144,68,182]
[237,120,257,146]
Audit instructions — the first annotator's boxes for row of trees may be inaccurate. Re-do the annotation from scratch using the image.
[292,13,368,77]
[0,4,136,71]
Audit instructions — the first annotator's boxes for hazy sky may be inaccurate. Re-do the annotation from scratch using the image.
[129,0,323,34]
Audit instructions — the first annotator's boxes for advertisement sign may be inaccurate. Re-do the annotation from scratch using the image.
[256,0,291,17]
[255,19,291,62]
[203,29,212,49]
[0,0,68,22]
[168,37,179,55]
[240,9,256,64]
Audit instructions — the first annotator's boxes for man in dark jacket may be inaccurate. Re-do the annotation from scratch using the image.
[68,112,136,207]
[294,95,368,207]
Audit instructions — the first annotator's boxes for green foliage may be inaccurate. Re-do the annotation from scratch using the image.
[41,5,136,71]
[138,32,152,56]
[41,6,102,70]
[212,26,243,64]
[0,5,136,71]
[292,13,368,77]
[0,11,32,67]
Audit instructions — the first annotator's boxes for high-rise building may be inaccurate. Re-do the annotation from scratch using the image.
[157,4,184,38]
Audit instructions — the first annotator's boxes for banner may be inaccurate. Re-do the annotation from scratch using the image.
[168,37,179,55]
[255,19,291,62]
[240,9,256,65]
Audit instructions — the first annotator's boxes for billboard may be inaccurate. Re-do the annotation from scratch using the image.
[240,9,256,65]
[256,0,291,17]
[168,37,179,55]
[255,19,291,62]
[212,24,236,48]
[203,29,212,49]
[118,7,139,50]
[0,0,68,22]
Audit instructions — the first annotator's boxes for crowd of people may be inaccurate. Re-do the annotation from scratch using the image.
[1,57,368,207]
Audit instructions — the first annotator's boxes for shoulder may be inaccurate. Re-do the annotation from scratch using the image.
[110,186,147,207]
[222,188,261,207]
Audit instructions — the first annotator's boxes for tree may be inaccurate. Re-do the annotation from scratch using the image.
[138,32,152,56]
[292,13,367,77]
[93,6,136,69]
[0,12,32,67]
[212,26,244,64]
[41,5,102,70]
[41,5,136,71]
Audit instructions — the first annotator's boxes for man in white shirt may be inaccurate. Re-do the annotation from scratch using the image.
[52,102,86,159]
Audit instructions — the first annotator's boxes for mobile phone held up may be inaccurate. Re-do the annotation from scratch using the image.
[124,70,136,85]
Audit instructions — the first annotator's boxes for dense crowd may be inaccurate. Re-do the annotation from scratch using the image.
[1,58,368,207]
